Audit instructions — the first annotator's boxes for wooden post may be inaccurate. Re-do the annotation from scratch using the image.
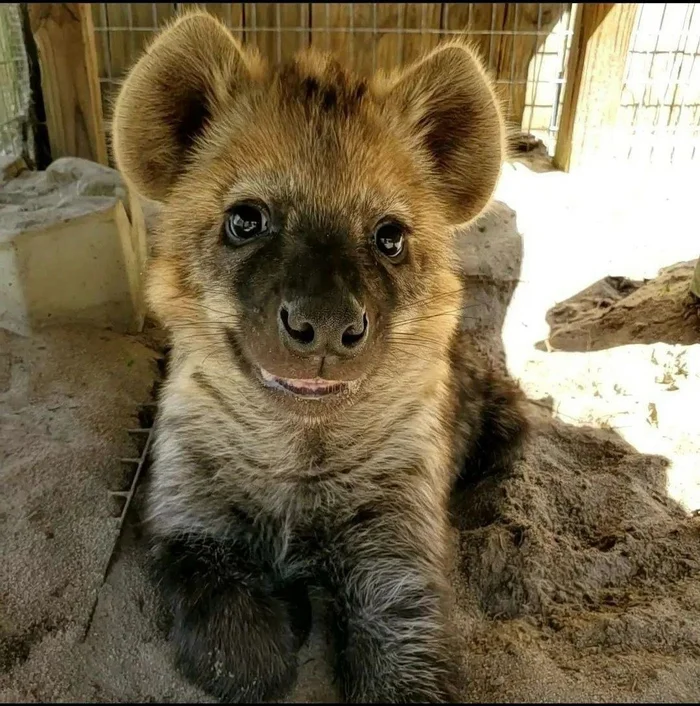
[553,3,638,172]
[28,3,108,165]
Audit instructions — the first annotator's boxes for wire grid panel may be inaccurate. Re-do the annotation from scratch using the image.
[442,3,575,154]
[91,3,574,155]
[615,3,700,165]
[0,3,32,160]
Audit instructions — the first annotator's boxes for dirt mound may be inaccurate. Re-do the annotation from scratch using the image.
[451,405,700,701]
[540,260,700,352]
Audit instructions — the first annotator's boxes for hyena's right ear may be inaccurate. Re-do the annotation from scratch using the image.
[111,12,258,202]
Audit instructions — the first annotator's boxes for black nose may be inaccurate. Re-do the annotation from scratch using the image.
[278,296,369,358]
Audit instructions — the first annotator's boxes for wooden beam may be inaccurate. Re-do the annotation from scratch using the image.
[28,3,108,165]
[553,3,638,172]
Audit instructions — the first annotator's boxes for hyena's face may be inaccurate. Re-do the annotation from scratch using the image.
[112,13,504,411]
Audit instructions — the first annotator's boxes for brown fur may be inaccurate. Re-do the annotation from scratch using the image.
[112,11,527,703]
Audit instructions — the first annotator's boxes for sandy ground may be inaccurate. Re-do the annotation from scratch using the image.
[1,157,700,702]
[0,327,160,699]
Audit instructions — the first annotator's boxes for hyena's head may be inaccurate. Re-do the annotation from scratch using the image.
[112,12,504,415]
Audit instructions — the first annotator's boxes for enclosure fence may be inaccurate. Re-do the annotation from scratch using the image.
[91,3,576,157]
[21,3,700,169]
[0,3,32,161]
[618,3,700,165]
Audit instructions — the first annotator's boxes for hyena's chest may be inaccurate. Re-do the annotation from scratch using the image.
[218,469,379,582]
[211,411,449,519]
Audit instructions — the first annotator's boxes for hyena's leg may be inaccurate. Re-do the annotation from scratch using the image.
[149,532,311,703]
[328,510,462,703]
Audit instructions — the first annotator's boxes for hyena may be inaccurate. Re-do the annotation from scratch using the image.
[112,11,528,703]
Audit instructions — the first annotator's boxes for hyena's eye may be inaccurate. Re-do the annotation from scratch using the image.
[373,221,406,261]
[224,203,270,245]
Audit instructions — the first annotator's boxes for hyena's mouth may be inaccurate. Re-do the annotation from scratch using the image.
[258,367,361,399]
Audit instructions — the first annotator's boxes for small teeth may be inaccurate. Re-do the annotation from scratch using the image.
[258,367,355,398]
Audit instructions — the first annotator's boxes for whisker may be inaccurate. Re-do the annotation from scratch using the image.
[392,307,468,328]
[171,335,227,348]
[385,347,435,367]
[144,273,240,320]
[386,334,448,349]
[167,322,235,330]
[392,286,464,311]
[392,286,482,314]
[200,347,221,368]
[387,338,451,353]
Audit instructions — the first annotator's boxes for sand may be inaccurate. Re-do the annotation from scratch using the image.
[0,326,159,700]
[1,158,700,702]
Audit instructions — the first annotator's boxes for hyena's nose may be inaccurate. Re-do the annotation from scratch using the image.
[278,296,369,358]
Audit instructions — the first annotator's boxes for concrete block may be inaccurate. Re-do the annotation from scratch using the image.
[0,157,150,336]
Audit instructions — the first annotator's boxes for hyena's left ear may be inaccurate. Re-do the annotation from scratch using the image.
[383,42,505,226]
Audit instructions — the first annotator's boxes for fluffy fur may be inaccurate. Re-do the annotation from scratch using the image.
[112,11,528,703]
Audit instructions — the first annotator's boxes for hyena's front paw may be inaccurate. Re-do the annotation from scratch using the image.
[331,563,463,703]
[170,584,302,702]
[337,632,462,703]
[150,534,310,702]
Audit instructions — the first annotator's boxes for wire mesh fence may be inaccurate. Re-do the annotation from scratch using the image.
[617,2,700,165]
[0,3,32,161]
[90,3,576,157]
[23,2,695,168]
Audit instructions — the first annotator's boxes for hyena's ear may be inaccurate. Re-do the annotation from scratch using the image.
[112,12,258,202]
[384,42,505,226]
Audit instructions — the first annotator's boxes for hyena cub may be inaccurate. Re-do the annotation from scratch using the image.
[112,11,527,703]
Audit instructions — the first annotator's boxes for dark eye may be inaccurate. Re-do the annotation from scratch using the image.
[224,203,270,244]
[374,221,405,260]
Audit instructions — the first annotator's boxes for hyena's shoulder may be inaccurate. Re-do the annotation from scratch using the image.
[446,328,530,487]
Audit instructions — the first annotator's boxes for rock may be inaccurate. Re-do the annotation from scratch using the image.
[541,260,700,352]
[0,155,28,183]
[0,158,150,336]
[455,200,524,367]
